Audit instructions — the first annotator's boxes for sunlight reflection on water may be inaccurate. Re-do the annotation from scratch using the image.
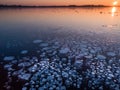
[111,7,117,16]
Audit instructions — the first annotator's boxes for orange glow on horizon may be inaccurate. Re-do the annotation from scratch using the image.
[0,0,120,6]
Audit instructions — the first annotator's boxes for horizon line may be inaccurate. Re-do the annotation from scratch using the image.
[0,4,120,8]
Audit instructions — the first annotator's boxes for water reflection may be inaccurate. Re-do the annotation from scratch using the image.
[111,7,117,16]
[0,7,120,55]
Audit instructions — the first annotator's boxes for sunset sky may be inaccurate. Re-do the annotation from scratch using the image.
[0,0,119,6]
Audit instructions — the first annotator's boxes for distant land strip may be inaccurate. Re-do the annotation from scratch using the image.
[0,4,116,8]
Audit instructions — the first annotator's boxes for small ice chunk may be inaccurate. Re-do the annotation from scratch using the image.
[21,50,28,54]
[99,86,103,90]
[90,49,96,54]
[85,54,93,59]
[22,87,27,90]
[60,86,66,90]
[59,48,70,54]
[97,55,106,60]
[29,88,36,90]
[108,73,114,78]
[74,60,83,69]
[4,64,12,69]
[18,62,31,67]
[62,71,69,78]
[4,56,15,61]
[80,44,87,48]
[38,87,44,90]
[65,80,71,86]
[18,73,31,80]
[91,71,95,75]
[47,76,54,81]
[99,70,104,73]
[28,65,38,73]
[40,43,49,47]
[42,78,46,83]
[107,52,116,57]
[59,48,70,57]
[33,40,42,44]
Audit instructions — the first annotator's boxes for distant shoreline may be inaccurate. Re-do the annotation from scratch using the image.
[0,5,118,8]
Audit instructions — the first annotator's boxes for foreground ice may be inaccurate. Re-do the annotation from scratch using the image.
[1,39,120,90]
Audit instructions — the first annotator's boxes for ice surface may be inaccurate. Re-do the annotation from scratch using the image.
[4,56,15,61]
[21,50,28,54]
[18,73,31,80]
[97,55,106,60]
[107,52,116,57]
[33,40,42,44]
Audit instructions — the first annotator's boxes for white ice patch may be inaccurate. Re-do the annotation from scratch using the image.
[18,73,31,80]
[20,50,28,54]
[107,52,116,57]
[3,56,15,61]
[40,43,49,47]
[97,55,106,60]
[33,40,42,44]
[22,87,27,90]
[59,48,70,54]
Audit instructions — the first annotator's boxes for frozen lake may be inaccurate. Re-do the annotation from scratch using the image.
[0,7,120,56]
[0,7,120,90]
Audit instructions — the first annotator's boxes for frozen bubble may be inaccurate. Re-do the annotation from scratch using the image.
[21,50,28,54]
[4,64,12,69]
[30,80,35,85]
[18,73,31,80]
[42,78,46,83]
[35,85,39,88]
[99,86,103,90]
[77,84,80,88]
[60,86,66,90]
[108,73,114,78]
[47,76,54,81]
[97,55,106,60]
[18,62,31,67]
[30,88,36,90]
[99,70,104,73]
[40,43,49,47]
[91,71,95,75]
[59,48,70,54]
[59,48,70,57]
[11,60,17,64]
[54,41,59,45]
[80,44,87,48]
[65,80,71,86]
[61,58,67,63]
[107,76,112,80]
[90,49,96,54]
[62,71,69,78]
[49,87,54,90]
[74,60,83,68]
[22,87,27,90]
[4,56,15,61]
[85,54,93,59]
[38,87,44,90]
[33,40,42,44]
[107,52,116,57]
